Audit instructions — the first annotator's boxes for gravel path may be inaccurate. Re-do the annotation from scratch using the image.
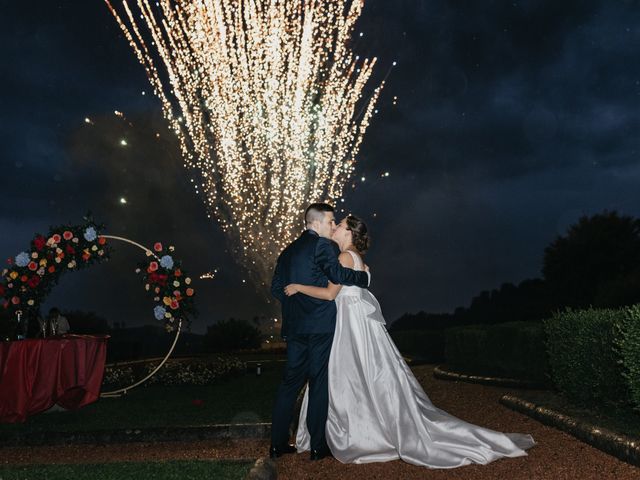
[1,366,638,479]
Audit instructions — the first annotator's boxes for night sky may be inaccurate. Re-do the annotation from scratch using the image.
[2,0,640,333]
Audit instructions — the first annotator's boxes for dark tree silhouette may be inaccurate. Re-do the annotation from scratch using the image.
[391,211,640,330]
[64,310,111,335]
[205,318,262,352]
[543,211,640,309]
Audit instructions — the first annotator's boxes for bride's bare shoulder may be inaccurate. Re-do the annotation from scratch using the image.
[338,251,355,268]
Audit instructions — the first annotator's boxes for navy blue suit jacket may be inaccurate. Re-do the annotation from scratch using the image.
[271,230,369,338]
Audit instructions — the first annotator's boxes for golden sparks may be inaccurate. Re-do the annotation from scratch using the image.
[105,0,384,290]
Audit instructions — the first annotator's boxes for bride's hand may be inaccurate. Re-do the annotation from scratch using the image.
[284,284,300,296]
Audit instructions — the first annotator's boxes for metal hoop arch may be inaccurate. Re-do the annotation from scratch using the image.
[99,234,182,398]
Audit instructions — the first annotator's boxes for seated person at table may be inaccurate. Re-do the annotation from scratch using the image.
[44,308,70,335]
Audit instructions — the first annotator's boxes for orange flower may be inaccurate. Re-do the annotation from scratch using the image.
[98,237,106,245]
[186,288,194,297]
[163,296,172,306]
[48,266,56,273]
[174,269,182,277]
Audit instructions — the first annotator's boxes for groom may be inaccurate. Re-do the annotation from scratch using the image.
[270,203,370,460]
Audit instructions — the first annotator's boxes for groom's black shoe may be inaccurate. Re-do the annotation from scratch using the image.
[269,444,296,459]
[310,446,333,461]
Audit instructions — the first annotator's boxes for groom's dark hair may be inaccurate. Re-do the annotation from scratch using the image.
[305,203,334,226]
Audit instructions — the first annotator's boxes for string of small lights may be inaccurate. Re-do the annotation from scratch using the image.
[104,0,384,290]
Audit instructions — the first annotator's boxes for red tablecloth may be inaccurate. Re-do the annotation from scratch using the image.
[0,335,109,423]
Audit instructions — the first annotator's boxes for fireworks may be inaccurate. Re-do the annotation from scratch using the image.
[105,0,384,291]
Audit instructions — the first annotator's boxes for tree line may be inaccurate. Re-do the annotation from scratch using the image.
[391,211,640,331]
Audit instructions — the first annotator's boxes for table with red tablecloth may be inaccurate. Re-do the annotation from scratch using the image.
[0,335,109,423]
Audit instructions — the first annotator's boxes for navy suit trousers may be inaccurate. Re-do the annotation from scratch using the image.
[270,332,334,451]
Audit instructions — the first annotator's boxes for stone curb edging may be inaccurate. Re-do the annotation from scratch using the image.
[433,365,545,389]
[500,394,640,467]
[244,457,277,480]
[1,422,271,447]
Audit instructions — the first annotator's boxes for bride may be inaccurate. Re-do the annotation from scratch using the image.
[284,215,535,468]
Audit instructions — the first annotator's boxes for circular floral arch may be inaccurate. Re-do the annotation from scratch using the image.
[0,216,196,396]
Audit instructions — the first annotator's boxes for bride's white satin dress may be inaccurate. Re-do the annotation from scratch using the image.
[296,250,535,468]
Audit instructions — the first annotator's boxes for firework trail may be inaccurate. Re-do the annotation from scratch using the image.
[105,0,384,291]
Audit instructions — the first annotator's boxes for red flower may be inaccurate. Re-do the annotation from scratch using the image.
[48,266,56,274]
[34,236,46,251]
[170,299,179,310]
[174,269,182,277]
[186,288,194,297]
[0,284,4,296]
[28,262,38,271]
[66,245,75,255]
[20,275,28,282]
[52,234,61,244]
[173,290,182,300]
[98,237,106,245]
[63,231,73,241]
[147,261,159,273]
[11,296,20,305]
[154,242,163,252]
[27,276,40,288]
[149,272,168,286]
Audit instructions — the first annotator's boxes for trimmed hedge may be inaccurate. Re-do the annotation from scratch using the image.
[616,305,640,410]
[444,321,549,382]
[390,329,445,363]
[544,307,633,408]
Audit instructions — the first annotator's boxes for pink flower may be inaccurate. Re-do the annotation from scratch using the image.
[147,261,159,273]
[154,242,163,252]
[51,234,61,244]
[28,261,38,271]
[63,231,73,240]
[11,296,20,305]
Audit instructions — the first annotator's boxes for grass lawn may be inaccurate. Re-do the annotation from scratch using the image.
[0,360,284,435]
[516,390,640,438]
[0,460,253,480]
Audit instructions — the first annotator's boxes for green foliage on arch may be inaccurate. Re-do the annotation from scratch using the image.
[1,216,197,336]
[1,217,111,326]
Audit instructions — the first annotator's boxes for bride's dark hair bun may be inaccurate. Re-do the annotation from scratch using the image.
[346,215,370,254]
